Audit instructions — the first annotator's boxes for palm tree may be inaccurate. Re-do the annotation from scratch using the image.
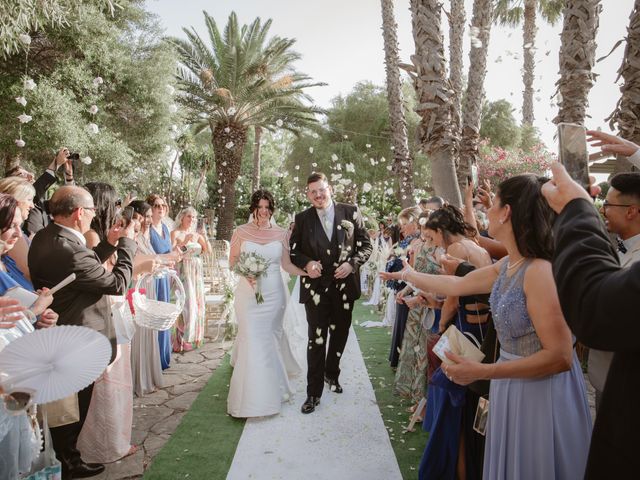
[459,0,493,189]
[407,0,461,206]
[495,0,564,126]
[380,0,414,208]
[609,0,640,173]
[172,12,324,240]
[554,0,601,125]
[448,0,466,143]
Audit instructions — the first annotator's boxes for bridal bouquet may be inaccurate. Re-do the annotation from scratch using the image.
[233,252,270,304]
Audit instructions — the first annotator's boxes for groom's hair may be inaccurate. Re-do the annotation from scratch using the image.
[306,172,328,185]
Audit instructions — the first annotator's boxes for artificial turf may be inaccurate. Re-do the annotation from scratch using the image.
[144,299,426,479]
[143,354,245,479]
[352,301,428,479]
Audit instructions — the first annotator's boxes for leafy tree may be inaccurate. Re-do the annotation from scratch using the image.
[172,11,324,240]
[0,0,177,195]
[480,99,521,149]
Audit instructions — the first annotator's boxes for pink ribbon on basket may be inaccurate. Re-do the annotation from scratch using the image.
[126,288,147,315]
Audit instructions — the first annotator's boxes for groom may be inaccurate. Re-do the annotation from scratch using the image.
[290,172,372,414]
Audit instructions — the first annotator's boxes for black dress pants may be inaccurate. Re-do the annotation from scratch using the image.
[50,382,94,469]
[304,285,353,397]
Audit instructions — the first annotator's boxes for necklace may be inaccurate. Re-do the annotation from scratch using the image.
[507,256,526,270]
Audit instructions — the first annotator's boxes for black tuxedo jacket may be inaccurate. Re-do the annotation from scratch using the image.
[552,198,640,478]
[24,170,57,236]
[28,223,137,360]
[290,202,372,304]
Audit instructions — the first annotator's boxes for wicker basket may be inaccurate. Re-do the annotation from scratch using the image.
[132,268,186,331]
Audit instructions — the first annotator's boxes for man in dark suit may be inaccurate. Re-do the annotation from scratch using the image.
[290,172,372,414]
[542,156,640,479]
[29,185,137,479]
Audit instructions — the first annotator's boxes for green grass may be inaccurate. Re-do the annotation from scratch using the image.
[144,295,426,479]
[353,301,428,479]
[143,355,245,479]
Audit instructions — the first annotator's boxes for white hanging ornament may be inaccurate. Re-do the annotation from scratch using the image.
[88,105,99,115]
[166,84,175,95]
[18,34,32,46]
[169,104,178,113]
[93,76,104,86]
[17,113,32,124]
[15,97,27,107]
[23,78,36,91]
[225,141,234,149]
[81,156,93,165]
[331,154,338,161]
[15,139,25,148]
[87,123,99,134]
[227,107,237,115]
[309,147,314,154]
[276,119,283,127]
[362,182,372,193]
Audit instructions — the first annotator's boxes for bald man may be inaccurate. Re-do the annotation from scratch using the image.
[28,186,137,479]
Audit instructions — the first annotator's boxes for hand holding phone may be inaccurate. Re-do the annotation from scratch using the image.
[558,123,590,190]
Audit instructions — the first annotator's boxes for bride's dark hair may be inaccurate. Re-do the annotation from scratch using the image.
[249,189,276,216]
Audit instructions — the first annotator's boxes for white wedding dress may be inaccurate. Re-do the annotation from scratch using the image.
[228,240,302,418]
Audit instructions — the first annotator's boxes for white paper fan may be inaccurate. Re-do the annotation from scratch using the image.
[0,325,111,404]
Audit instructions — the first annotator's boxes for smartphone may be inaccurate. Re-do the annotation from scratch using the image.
[557,123,590,190]
[471,164,479,187]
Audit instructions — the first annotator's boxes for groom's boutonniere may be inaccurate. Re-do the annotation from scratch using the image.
[338,219,354,235]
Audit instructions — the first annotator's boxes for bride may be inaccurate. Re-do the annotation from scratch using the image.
[227,189,307,418]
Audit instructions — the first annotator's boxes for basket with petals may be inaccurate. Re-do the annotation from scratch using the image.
[132,268,186,330]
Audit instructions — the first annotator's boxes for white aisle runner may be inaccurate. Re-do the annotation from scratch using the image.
[227,328,402,480]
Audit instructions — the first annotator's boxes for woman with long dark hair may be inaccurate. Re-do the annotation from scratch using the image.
[382,174,592,479]
[78,182,137,463]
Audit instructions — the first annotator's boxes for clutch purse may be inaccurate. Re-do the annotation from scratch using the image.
[433,324,485,365]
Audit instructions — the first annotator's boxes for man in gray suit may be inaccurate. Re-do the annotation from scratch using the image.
[29,185,137,479]
[589,172,640,411]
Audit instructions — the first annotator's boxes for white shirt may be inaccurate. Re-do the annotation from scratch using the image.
[54,223,87,246]
[316,201,335,238]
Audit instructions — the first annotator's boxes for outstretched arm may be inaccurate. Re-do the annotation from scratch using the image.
[381,258,502,297]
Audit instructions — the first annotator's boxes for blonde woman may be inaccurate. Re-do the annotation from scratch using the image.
[170,207,208,352]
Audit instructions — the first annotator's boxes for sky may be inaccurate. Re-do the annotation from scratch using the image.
[145,0,635,154]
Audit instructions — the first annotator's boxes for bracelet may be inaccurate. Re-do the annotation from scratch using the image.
[401,269,409,282]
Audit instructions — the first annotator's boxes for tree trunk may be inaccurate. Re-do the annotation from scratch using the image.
[448,0,466,145]
[459,0,493,190]
[554,0,601,126]
[381,0,414,208]
[194,156,210,206]
[522,0,537,127]
[212,123,247,241]
[609,0,640,174]
[166,150,179,214]
[252,125,262,191]
[410,0,461,206]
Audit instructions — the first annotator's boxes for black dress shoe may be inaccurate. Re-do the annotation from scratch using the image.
[68,461,105,478]
[301,396,320,414]
[325,376,343,393]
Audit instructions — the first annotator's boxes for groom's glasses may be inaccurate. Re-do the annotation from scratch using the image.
[307,186,328,196]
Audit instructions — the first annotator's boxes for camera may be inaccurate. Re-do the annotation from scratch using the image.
[66,152,80,173]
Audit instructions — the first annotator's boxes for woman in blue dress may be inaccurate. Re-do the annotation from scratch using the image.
[383,174,592,479]
[414,205,492,479]
[147,194,173,370]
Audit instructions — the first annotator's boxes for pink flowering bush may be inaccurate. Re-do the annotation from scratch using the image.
[477,140,555,188]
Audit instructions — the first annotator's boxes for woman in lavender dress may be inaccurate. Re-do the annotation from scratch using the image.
[382,174,592,479]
